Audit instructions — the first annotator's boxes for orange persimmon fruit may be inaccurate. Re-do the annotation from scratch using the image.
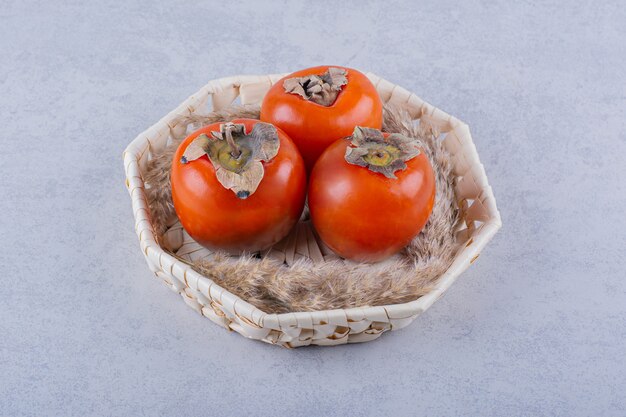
[260,65,383,172]
[171,119,306,252]
[308,127,435,262]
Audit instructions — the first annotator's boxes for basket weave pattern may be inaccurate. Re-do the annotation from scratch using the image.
[123,73,501,348]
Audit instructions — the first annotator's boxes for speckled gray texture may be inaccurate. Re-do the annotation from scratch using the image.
[1,1,625,416]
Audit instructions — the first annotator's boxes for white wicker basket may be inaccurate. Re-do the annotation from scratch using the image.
[123,72,501,348]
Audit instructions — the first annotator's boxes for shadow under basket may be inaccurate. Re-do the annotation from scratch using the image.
[123,72,501,348]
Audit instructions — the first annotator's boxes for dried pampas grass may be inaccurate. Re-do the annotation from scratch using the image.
[143,104,460,314]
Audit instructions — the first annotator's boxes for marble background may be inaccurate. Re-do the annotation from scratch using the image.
[1,1,625,416]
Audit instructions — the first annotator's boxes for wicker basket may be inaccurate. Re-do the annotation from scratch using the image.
[123,72,501,348]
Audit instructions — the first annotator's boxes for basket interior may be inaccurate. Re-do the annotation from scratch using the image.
[137,75,498,269]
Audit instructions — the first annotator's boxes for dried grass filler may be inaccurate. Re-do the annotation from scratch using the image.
[143,104,460,314]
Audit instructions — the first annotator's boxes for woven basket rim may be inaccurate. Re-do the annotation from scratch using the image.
[123,71,501,333]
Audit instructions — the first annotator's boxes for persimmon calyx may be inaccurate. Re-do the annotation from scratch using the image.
[283,67,348,106]
[181,122,280,198]
[345,126,421,179]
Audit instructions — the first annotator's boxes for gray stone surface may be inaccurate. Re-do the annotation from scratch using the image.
[1,1,625,416]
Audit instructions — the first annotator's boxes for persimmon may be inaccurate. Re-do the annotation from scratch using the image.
[308,127,435,263]
[171,119,306,252]
[260,65,383,171]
